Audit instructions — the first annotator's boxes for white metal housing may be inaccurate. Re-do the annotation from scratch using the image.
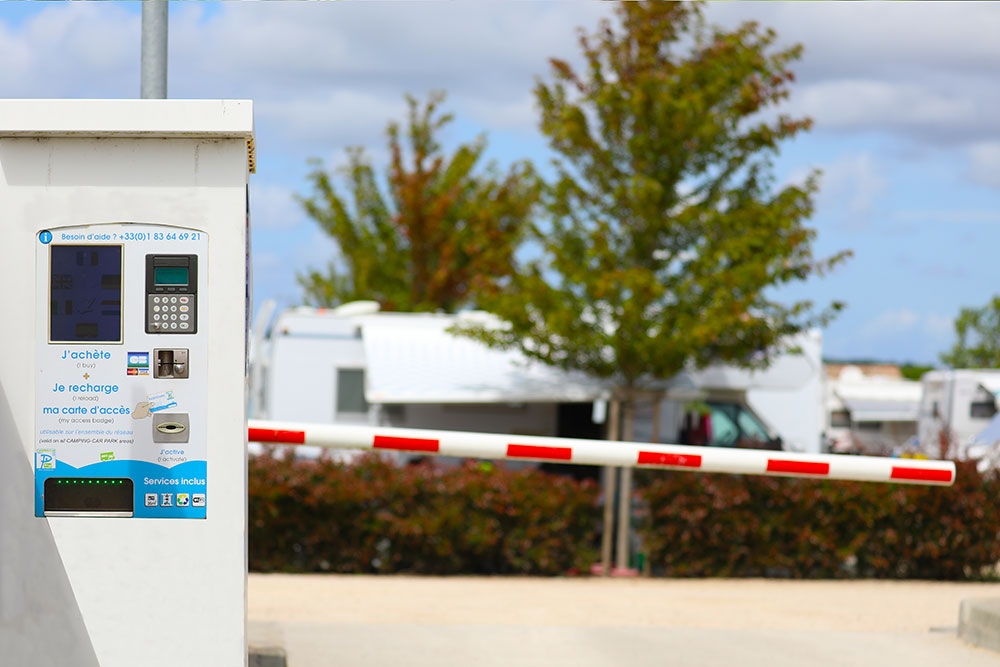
[0,100,253,667]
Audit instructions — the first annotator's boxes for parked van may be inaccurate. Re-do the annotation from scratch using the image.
[918,370,1000,459]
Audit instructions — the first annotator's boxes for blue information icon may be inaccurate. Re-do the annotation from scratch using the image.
[39,230,52,244]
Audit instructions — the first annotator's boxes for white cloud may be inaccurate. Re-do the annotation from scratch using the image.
[166,2,612,151]
[893,209,1000,224]
[255,90,407,149]
[0,3,138,96]
[251,228,340,307]
[461,93,537,133]
[791,80,994,143]
[707,2,1000,86]
[0,2,613,156]
[297,228,340,271]
[250,183,304,230]
[924,314,953,340]
[860,308,953,343]
[251,250,283,272]
[815,152,888,226]
[6,2,1000,160]
[860,308,919,339]
[967,142,1000,189]
[705,2,1000,180]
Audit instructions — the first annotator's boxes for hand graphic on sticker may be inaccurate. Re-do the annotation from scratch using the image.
[132,401,151,420]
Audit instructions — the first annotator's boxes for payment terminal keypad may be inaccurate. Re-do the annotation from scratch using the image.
[147,294,196,333]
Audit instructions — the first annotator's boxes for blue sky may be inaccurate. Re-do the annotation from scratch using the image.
[2,1,998,365]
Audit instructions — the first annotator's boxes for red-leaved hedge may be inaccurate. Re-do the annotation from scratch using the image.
[249,450,601,575]
[636,461,1000,579]
[249,452,1000,580]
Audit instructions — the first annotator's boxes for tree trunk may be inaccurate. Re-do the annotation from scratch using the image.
[600,399,620,576]
[615,394,635,572]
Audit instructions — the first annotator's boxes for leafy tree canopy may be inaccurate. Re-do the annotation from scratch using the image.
[463,2,849,397]
[900,364,935,382]
[298,91,539,312]
[940,295,1000,368]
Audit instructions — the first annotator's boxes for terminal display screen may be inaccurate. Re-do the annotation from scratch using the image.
[43,477,134,515]
[154,266,189,286]
[49,244,123,343]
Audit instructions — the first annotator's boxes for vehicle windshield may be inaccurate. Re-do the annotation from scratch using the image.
[707,402,773,448]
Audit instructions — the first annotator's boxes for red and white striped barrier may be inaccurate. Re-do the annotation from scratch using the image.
[248,419,956,486]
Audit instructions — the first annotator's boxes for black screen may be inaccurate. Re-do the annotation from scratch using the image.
[50,245,123,343]
[154,266,189,285]
[44,478,134,514]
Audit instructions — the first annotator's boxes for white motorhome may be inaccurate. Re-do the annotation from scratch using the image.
[249,303,824,457]
[918,370,1000,459]
[822,365,922,456]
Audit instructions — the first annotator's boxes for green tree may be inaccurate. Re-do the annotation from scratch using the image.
[298,91,538,312]
[940,295,1000,368]
[466,2,848,411]
[900,364,935,382]
[459,2,850,568]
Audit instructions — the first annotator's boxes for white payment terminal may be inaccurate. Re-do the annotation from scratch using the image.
[2,98,252,667]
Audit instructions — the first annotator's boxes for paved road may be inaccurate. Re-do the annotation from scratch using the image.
[249,575,1000,666]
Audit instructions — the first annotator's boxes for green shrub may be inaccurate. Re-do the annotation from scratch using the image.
[249,450,600,575]
[637,462,1000,580]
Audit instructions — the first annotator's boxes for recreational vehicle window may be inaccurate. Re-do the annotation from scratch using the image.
[971,401,997,420]
[857,421,883,432]
[736,409,771,442]
[830,410,851,428]
[336,368,369,415]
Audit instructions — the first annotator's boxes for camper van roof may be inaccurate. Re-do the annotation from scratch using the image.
[980,375,1000,396]
[922,369,1000,396]
[833,378,923,403]
[358,314,612,403]
[269,309,821,403]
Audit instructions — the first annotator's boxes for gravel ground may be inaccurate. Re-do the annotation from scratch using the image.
[248,574,1000,666]
[250,574,1000,632]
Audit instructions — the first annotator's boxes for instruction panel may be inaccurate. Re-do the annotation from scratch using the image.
[35,223,208,518]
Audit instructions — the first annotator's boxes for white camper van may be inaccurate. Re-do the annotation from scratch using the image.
[822,365,922,456]
[918,370,1000,459]
[249,303,823,457]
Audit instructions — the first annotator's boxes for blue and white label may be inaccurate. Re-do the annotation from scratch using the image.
[36,449,56,469]
[35,222,209,519]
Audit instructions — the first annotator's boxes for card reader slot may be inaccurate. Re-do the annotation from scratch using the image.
[156,421,186,435]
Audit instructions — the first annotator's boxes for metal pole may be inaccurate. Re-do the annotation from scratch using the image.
[652,396,661,445]
[141,1,168,99]
[600,400,620,575]
[615,398,635,571]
